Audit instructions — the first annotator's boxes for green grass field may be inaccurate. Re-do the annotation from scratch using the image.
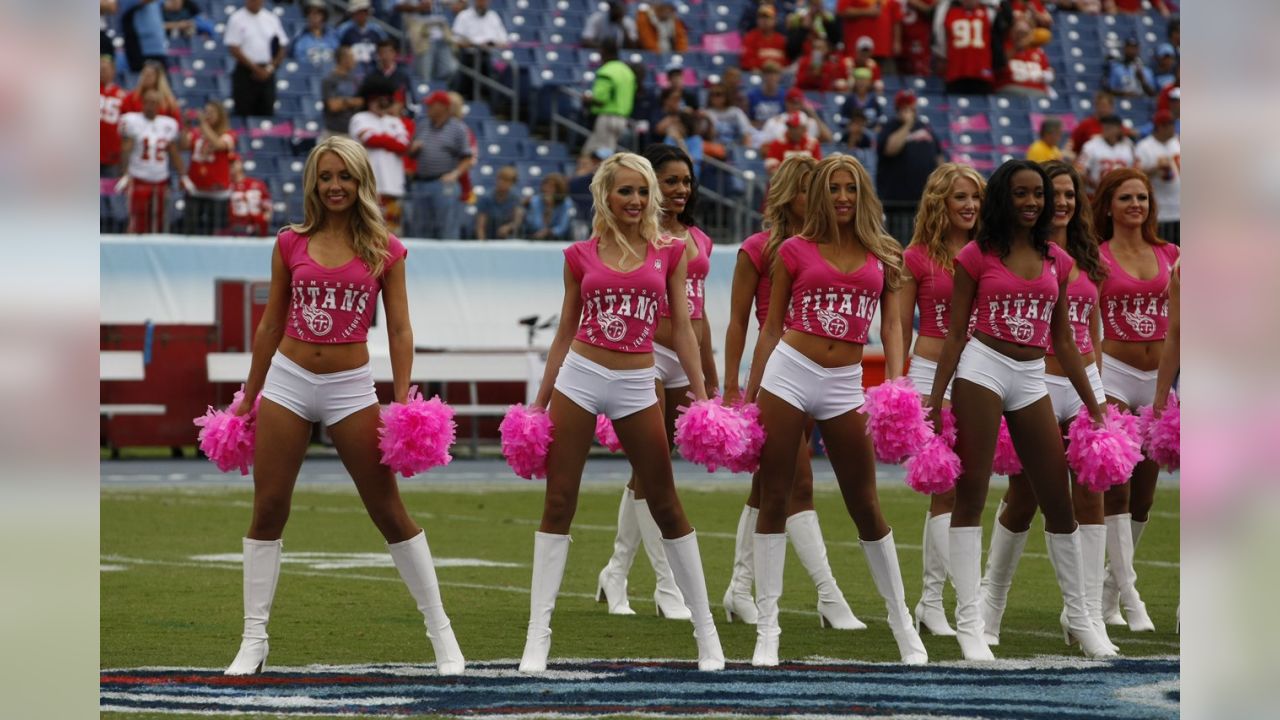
[101,478,1180,719]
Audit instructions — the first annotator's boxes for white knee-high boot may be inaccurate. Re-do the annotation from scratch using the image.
[634,497,691,620]
[861,531,928,665]
[978,519,1028,646]
[787,510,865,630]
[388,530,466,676]
[722,505,758,624]
[1046,529,1119,658]
[950,526,995,660]
[225,537,282,675]
[915,511,956,636]
[751,533,787,666]
[1073,524,1118,652]
[596,487,639,615]
[662,532,726,671]
[519,532,570,673]
[1102,513,1154,632]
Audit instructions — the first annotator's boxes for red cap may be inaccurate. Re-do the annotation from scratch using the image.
[425,90,451,106]
[785,111,806,128]
[785,86,805,103]
[1153,109,1174,125]
[894,90,917,108]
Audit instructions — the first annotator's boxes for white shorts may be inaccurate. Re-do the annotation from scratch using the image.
[907,354,952,402]
[1101,353,1158,410]
[553,350,658,420]
[1045,364,1107,425]
[653,342,690,389]
[955,340,1048,412]
[760,342,865,421]
[260,351,378,427]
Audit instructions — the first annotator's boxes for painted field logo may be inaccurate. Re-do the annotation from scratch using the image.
[101,658,1179,718]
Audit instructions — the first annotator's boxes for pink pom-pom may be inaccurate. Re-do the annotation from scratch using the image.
[594,415,623,452]
[1143,393,1180,471]
[903,409,960,494]
[500,404,555,480]
[859,377,933,464]
[992,417,1023,476]
[192,385,258,475]
[378,386,456,477]
[1066,405,1144,492]
[674,397,749,472]
[724,402,767,474]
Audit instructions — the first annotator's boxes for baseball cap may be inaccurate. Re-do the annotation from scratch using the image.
[785,112,806,128]
[1168,87,1181,101]
[1153,109,1174,125]
[664,60,684,75]
[349,0,372,12]
[1156,43,1176,58]
[894,89,917,108]
[856,36,874,52]
[425,90,451,106]
[785,86,805,103]
[757,4,776,17]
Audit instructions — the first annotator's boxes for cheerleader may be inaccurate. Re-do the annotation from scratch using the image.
[596,145,718,621]
[926,159,1117,660]
[519,152,724,672]
[721,155,866,631]
[743,154,927,666]
[225,137,464,675]
[1094,168,1178,633]
[977,161,1119,653]
[899,163,985,637]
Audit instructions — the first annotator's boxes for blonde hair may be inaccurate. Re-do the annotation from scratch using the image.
[589,152,666,267]
[798,154,904,289]
[762,154,816,262]
[907,163,985,274]
[135,61,178,113]
[204,101,230,135]
[289,136,392,276]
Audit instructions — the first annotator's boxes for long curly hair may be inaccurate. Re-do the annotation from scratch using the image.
[1092,167,1165,246]
[1043,160,1107,284]
[590,152,666,267]
[643,144,699,228]
[797,154,903,289]
[907,163,986,274]
[978,159,1053,259]
[289,136,392,276]
[762,154,816,262]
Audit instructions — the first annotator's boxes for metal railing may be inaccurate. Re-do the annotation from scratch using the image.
[455,51,522,124]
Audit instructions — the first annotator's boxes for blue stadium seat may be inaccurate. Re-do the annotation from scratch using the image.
[480,137,527,160]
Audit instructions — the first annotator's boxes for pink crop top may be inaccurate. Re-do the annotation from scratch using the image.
[279,228,407,344]
[1046,269,1098,357]
[903,245,956,339]
[955,241,1073,350]
[740,231,773,328]
[1098,241,1178,342]
[779,236,884,345]
[659,226,714,320]
[566,236,686,353]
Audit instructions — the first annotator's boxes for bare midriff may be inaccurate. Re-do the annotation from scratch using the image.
[280,336,371,374]
[780,329,865,368]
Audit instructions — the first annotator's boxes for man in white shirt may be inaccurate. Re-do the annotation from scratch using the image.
[350,76,410,234]
[1135,109,1180,231]
[451,0,508,98]
[117,89,185,233]
[224,0,289,118]
[1076,115,1135,198]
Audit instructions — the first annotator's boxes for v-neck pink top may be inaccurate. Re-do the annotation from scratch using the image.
[566,236,686,353]
[779,235,885,345]
[279,228,407,344]
[1098,240,1179,342]
[739,230,773,328]
[659,226,713,320]
[955,240,1072,349]
[1046,269,1099,357]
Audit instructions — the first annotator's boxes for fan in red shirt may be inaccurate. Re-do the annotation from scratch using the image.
[940,0,994,94]
[838,0,897,61]
[101,56,127,176]
[897,0,937,77]
[1069,89,1115,155]
[227,157,273,237]
[120,60,182,123]
[182,101,238,235]
[849,35,885,91]
[742,4,789,71]
[996,19,1053,97]
[1112,0,1171,16]
[764,112,823,174]
[795,36,855,92]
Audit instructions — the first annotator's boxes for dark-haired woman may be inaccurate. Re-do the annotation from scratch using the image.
[977,161,1119,653]
[926,159,1118,660]
[595,145,720,621]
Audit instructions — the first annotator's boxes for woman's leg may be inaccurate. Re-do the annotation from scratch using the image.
[1099,396,1156,631]
[1072,464,1118,652]
[817,408,926,664]
[225,397,312,675]
[978,471,1036,645]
